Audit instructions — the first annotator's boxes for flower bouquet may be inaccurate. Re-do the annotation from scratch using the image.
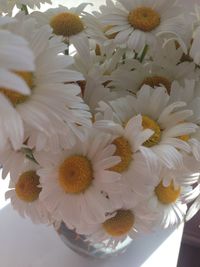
[1,0,200,258]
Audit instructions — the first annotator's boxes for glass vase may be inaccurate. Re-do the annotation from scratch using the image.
[56,222,133,259]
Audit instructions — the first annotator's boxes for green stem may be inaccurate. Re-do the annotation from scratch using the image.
[139,44,148,63]
[21,4,29,15]
[21,147,38,164]
[26,154,38,164]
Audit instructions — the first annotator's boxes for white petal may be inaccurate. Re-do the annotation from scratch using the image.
[0,94,24,150]
[0,69,31,95]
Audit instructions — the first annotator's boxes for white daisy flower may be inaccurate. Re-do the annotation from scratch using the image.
[0,30,34,91]
[95,115,155,206]
[169,80,200,160]
[36,129,123,229]
[5,161,51,224]
[82,74,119,115]
[77,204,154,249]
[110,52,196,95]
[74,45,125,81]
[0,143,29,180]
[153,39,194,66]
[31,4,92,60]
[161,154,200,189]
[97,86,198,168]
[98,0,186,53]
[144,164,192,228]
[0,23,36,150]
[1,18,91,151]
[74,45,135,93]
[93,57,142,95]
[0,0,52,15]
[0,26,35,95]
[24,125,87,152]
[73,47,128,113]
[83,12,119,56]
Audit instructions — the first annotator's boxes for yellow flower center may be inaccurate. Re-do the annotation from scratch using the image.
[142,115,161,147]
[128,7,161,32]
[141,76,172,94]
[109,137,132,173]
[103,210,134,237]
[155,181,181,205]
[95,44,101,56]
[50,12,84,37]
[15,171,41,203]
[0,71,33,106]
[58,155,93,194]
[178,135,190,142]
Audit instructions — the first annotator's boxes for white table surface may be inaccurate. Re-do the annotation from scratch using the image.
[0,204,183,267]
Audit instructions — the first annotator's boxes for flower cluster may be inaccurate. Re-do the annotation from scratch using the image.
[1,0,200,249]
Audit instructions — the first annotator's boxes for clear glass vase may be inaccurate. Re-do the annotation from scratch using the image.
[56,222,133,259]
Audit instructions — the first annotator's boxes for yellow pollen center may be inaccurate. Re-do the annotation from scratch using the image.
[95,44,101,56]
[142,116,161,147]
[141,76,172,94]
[103,210,134,237]
[15,171,41,203]
[178,135,190,142]
[0,71,33,106]
[155,181,181,205]
[50,12,84,37]
[109,137,132,173]
[128,7,161,32]
[58,155,93,194]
